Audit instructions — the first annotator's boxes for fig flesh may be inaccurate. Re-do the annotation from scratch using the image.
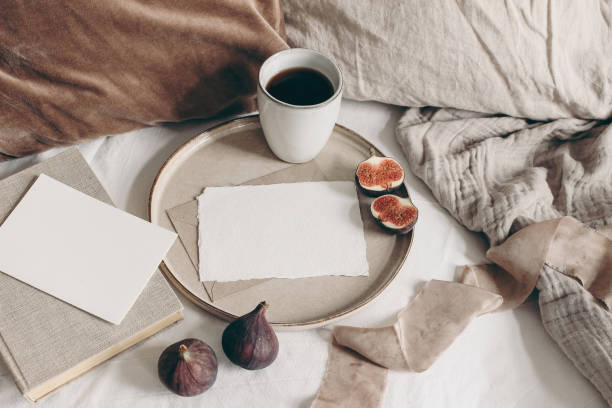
[222,301,279,370]
[355,155,404,196]
[371,194,418,234]
[158,338,218,397]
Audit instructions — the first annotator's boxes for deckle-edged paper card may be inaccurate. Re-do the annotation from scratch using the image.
[197,181,369,282]
[167,160,328,302]
[0,174,177,324]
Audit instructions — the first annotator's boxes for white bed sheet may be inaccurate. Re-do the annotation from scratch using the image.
[0,100,606,408]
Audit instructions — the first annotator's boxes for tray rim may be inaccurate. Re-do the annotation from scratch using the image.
[148,114,414,329]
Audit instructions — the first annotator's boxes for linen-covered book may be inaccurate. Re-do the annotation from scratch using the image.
[0,148,183,402]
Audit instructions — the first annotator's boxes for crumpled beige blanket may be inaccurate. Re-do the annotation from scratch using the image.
[311,218,612,407]
[396,107,612,246]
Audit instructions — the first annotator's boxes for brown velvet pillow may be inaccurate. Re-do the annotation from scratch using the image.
[0,0,287,159]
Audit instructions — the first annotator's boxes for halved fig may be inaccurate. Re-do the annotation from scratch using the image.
[371,194,418,234]
[355,152,404,197]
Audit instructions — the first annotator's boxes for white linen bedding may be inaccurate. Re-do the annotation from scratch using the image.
[0,100,606,407]
[285,0,612,121]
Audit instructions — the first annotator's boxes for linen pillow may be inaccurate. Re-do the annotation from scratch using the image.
[284,0,612,120]
[0,0,287,159]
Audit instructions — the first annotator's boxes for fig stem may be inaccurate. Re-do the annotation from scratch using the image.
[178,344,190,361]
[369,147,376,157]
[258,301,269,313]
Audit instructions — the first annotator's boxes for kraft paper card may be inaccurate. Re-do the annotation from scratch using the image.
[167,160,348,302]
[168,200,268,301]
[198,181,369,282]
[0,174,177,324]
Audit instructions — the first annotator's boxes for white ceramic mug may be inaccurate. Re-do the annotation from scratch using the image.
[257,48,343,163]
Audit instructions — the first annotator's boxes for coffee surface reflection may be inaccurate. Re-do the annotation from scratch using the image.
[266,68,334,106]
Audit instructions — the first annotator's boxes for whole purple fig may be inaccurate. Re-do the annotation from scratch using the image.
[158,338,218,396]
[222,301,279,370]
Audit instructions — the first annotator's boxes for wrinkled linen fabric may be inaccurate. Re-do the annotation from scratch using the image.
[537,265,612,405]
[396,107,612,246]
[0,0,287,159]
[284,0,612,121]
[311,218,612,407]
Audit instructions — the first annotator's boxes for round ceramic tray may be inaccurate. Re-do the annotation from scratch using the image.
[149,115,413,329]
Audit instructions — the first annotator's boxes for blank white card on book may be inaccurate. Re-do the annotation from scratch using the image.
[0,174,177,324]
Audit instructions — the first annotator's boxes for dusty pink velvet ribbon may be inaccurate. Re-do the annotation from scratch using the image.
[311,217,612,407]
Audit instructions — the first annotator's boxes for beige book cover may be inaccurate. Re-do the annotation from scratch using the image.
[0,148,183,402]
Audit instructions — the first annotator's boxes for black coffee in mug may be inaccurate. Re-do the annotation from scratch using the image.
[265,67,334,106]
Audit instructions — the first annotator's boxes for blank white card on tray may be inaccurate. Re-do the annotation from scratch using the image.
[0,174,177,324]
[197,181,369,282]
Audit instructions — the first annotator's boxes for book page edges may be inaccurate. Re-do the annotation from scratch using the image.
[0,330,28,394]
[24,310,183,402]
